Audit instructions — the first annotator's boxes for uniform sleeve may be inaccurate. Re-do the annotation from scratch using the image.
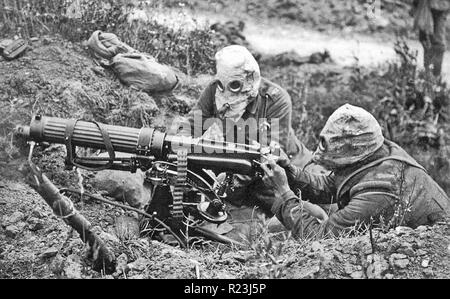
[284,164,336,204]
[272,181,398,239]
[178,84,215,137]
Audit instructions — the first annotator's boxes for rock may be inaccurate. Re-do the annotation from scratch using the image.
[421,259,430,268]
[344,263,355,275]
[92,66,106,77]
[28,218,45,231]
[293,262,321,279]
[63,254,83,279]
[127,258,149,272]
[311,241,324,252]
[422,268,434,277]
[114,216,140,241]
[415,226,428,232]
[41,247,59,259]
[98,231,121,245]
[31,209,46,219]
[398,242,415,257]
[350,271,365,279]
[49,254,65,275]
[42,37,52,45]
[90,167,151,208]
[222,251,252,263]
[416,249,427,256]
[395,226,413,236]
[4,211,25,225]
[390,254,410,269]
[366,254,389,279]
[394,259,409,269]
[5,225,20,238]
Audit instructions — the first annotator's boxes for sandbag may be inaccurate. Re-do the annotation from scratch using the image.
[112,53,178,92]
[414,0,434,35]
[87,30,134,60]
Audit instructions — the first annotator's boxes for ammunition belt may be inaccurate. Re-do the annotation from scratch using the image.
[172,149,188,222]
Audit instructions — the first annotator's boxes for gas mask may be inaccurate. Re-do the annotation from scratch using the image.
[312,104,385,170]
[214,45,261,122]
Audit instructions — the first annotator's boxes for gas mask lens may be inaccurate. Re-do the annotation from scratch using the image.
[228,80,243,93]
[318,136,327,152]
[217,80,225,92]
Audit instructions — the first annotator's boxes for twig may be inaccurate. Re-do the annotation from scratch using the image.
[60,188,187,249]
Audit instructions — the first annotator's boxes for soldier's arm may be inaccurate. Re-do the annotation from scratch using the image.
[283,163,336,204]
[272,181,397,239]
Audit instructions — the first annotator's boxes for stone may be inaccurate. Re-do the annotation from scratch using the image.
[127,258,149,272]
[63,254,83,279]
[415,226,428,232]
[366,254,389,279]
[393,258,409,269]
[5,225,20,238]
[311,241,324,252]
[390,253,410,269]
[31,209,46,219]
[115,253,128,275]
[41,247,59,259]
[395,226,413,236]
[421,259,430,268]
[5,211,25,225]
[28,218,45,232]
[416,249,427,256]
[398,242,415,257]
[98,231,121,245]
[90,167,151,208]
[350,271,365,279]
[422,268,434,277]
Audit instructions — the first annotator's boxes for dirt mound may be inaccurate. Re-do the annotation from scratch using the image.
[1,178,448,279]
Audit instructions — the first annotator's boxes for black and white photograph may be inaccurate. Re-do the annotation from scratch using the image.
[0,0,449,283]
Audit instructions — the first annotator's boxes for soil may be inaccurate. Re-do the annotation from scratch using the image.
[1,1,449,279]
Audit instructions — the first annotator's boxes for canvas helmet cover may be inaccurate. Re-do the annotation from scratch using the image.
[313,104,385,169]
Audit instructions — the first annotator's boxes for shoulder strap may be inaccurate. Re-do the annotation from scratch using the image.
[336,156,427,199]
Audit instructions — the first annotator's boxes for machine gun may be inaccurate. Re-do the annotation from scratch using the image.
[16,115,280,247]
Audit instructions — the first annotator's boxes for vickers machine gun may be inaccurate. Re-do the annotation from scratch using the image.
[16,115,280,248]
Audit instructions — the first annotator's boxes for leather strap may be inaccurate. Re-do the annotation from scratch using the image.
[336,155,427,200]
[65,119,116,171]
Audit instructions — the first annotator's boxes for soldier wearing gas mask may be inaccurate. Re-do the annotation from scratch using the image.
[178,45,317,215]
[261,104,450,238]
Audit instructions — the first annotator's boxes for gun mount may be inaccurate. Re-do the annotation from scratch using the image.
[16,115,280,247]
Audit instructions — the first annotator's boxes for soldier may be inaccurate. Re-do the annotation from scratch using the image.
[261,104,450,238]
[178,45,318,214]
[413,0,450,77]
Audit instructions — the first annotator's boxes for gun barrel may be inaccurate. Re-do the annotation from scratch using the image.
[16,115,166,156]
[16,115,266,175]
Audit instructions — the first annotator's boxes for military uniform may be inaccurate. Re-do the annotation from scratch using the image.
[179,77,314,214]
[272,140,450,238]
[414,0,450,76]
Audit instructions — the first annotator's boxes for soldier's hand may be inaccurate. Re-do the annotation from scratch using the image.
[261,158,291,196]
[276,148,291,168]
